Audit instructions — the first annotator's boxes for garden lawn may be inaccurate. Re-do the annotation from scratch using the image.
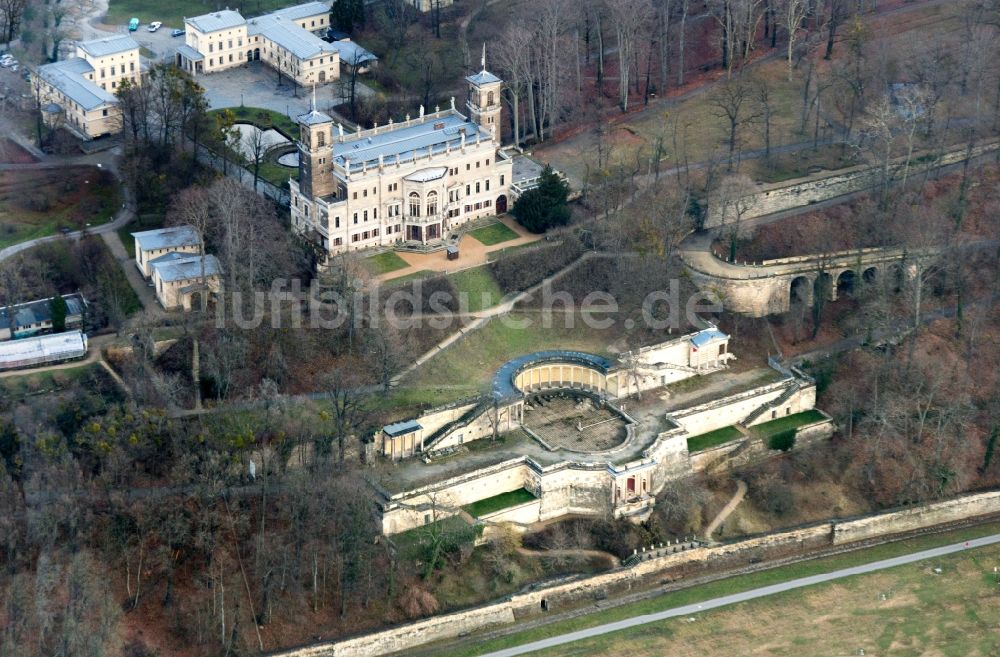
[469,222,519,246]
[750,409,827,440]
[208,106,299,138]
[449,265,504,313]
[686,425,743,452]
[106,0,292,28]
[366,251,410,275]
[462,489,537,518]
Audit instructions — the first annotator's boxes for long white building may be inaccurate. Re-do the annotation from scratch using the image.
[289,65,511,256]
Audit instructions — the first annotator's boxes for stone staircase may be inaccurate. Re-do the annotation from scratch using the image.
[741,380,801,427]
[422,399,492,453]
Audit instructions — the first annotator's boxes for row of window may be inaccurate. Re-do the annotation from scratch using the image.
[99,62,136,79]
[348,224,403,244]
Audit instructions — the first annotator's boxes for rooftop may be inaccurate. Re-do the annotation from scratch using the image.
[297,108,333,125]
[270,1,332,21]
[77,34,140,58]
[384,419,422,437]
[0,330,87,366]
[404,166,448,183]
[175,44,205,62]
[492,350,615,401]
[185,9,246,33]
[466,70,501,86]
[331,111,490,173]
[248,14,338,60]
[132,225,200,251]
[690,327,729,348]
[37,58,117,111]
[331,39,377,66]
[0,294,87,332]
[151,254,222,283]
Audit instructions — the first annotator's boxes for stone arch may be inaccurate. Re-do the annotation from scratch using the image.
[814,272,833,301]
[836,270,857,297]
[790,275,812,307]
[863,266,878,284]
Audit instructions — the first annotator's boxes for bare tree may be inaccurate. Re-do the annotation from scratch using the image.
[780,0,811,80]
[710,75,761,170]
[608,0,653,112]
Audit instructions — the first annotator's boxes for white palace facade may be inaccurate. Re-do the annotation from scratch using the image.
[289,66,512,256]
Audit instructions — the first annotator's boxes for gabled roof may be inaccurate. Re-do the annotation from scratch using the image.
[185,9,246,33]
[77,34,139,58]
[132,225,200,251]
[0,294,87,332]
[270,1,332,21]
[331,39,376,66]
[247,14,338,59]
[148,251,190,266]
[37,58,117,111]
[690,327,729,348]
[151,254,222,283]
[466,70,501,86]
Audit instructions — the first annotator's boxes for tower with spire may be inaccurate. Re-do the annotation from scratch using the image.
[465,43,502,138]
[297,86,337,199]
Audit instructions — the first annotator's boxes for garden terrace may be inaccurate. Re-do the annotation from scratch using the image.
[462,488,537,518]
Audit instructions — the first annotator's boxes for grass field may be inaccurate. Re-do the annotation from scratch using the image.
[0,167,121,249]
[469,222,519,246]
[208,106,299,138]
[750,409,827,439]
[462,488,537,518]
[686,425,743,453]
[105,0,293,28]
[449,266,504,313]
[436,520,1000,657]
[400,313,614,401]
[366,251,410,275]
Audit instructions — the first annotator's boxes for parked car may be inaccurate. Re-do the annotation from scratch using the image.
[148,21,162,32]
[171,28,185,37]
[128,17,139,31]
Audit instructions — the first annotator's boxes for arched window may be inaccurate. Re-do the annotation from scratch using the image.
[426,191,438,216]
[409,192,421,217]
[316,130,325,146]
[487,90,494,106]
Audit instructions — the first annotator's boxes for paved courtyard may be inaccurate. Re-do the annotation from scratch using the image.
[523,394,628,453]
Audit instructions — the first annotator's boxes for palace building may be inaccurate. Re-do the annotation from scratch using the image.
[289,60,512,256]
[36,34,143,139]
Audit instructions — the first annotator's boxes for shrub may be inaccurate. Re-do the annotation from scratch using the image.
[489,234,584,294]
[768,429,797,452]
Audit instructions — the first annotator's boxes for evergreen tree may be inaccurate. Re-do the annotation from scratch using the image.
[331,0,365,32]
[49,295,68,333]
[511,165,570,233]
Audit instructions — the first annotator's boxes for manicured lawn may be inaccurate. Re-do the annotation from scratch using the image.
[751,409,827,439]
[366,251,410,275]
[382,269,433,286]
[469,222,519,246]
[686,425,743,452]
[462,488,537,518]
[208,106,299,138]
[118,213,164,258]
[435,520,1000,657]
[449,265,504,313]
[106,0,293,28]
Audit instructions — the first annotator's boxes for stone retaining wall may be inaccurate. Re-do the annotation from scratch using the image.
[705,141,999,227]
[275,489,1000,657]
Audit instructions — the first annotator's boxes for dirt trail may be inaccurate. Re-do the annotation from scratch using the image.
[703,480,748,540]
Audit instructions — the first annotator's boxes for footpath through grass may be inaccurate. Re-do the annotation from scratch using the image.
[434,520,1000,657]
[686,425,742,452]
